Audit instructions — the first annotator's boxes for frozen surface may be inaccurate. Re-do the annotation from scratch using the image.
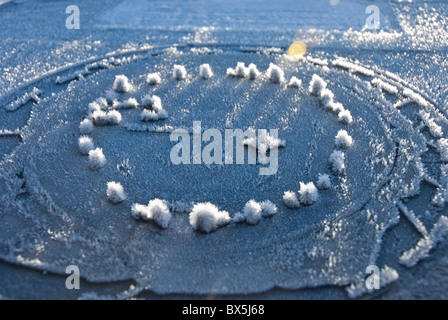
[0,0,448,299]
[98,0,395,31]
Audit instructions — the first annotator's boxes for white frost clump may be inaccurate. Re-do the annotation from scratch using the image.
[79,118,93,135]
[266,63,285,84]
[319,88,335,105]
[232,212,246,224]
[89,148,106,170]
[92,110,109,126]
[227,62,248,78]
[335,130,354,148]
[141,95,168,121]
[288,76,302,88]
[112,98,139,109]
[92,110,122,126]
[260,200,278,218]
[140,109,168,122]
[283,191,300,209]
[112,75,133,93]
[147,199,172,229]
[189,202,231,233]
[96,97,108,109]
[317,174,332,190]
[173,64,188,80]
[132,199,172,229]
[107,110,122,125]
[248,63,261,80]
[299,182,318,206]
[338,109,353,124]
[142,94,163,111]
[308,74,327,96]
[88,101,102,113]
[199,64,213,79]
[147,73,162,85]
[419,110,443,138]
[244,200,262,225]
[106,182,126,204]
[243,132,286,151]
[326,101,345,114]
[131,203,150,220]
[329,150,346,174]
[439,138,448,162]
[78,136,94,155]
[91,110,109,126]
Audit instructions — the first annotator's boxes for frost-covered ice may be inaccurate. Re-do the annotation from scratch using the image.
[346,266,399,299]
[371,78,399,95]
[5,87,41,112]
[1,0,448,300]
[332,59,375,77]
[404,89,429,108]
[400,216,448,268]
[419,110,443,138]
[439,139,448,162]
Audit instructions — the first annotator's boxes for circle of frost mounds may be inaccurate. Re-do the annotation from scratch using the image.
[0,45,446,298]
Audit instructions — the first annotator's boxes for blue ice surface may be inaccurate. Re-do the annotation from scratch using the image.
[98,0,396,31]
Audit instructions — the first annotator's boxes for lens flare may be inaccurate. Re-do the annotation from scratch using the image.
[287,41,307,61]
